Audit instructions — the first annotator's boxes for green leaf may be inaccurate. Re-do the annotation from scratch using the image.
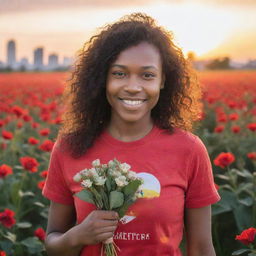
[11,181,21,205]
[3,232,16,243]
[105,176,112,193]
[238,197,253,207]
[123,180,142,197]
[117,196,134,218]
[21,237,44,254]
[34,201,45,208]
[236,170,253,179]
[232,249,251,255]
[212,203,231,216]
[109,191,124,210]
[233,204,253,231]
[75,190,95,205]
[216,174,230,181]
[248,253,256,256]
[19,190,35,197]
[0,241,13,255]
[16,222,32,228]
[219,190,238,209]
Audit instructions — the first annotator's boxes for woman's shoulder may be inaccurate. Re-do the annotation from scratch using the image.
[157,126,199,145]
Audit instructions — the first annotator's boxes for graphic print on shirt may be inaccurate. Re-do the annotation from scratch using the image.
[119,172,161,225]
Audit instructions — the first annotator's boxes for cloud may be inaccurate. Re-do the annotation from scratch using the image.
[0,0,157,13]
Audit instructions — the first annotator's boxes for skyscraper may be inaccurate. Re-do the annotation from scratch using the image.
[7,40,16,68]
[48,54,58,69]
[34,47,44,69]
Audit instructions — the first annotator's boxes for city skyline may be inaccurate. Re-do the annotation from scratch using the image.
[0,39,73,70]
[0,0,256,64]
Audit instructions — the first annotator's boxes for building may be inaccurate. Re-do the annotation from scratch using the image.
[7,40,16,68]
[48,54,59,69]
[34,47,44,70]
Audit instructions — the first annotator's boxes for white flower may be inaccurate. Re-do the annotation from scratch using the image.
[109,169,121,178]
[120,163,131,173]
[127,170,137,180]
[88,168,98,177]
[115,175,128,187]
[94,176,106,186]
[81,179,92,188]
[92,159,100,167]
[73,173,82,182]
[108,160,116,168]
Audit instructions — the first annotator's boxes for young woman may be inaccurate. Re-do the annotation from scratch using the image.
[43,12,220,256]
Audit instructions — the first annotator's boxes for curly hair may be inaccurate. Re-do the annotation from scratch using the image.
[59,12,201,158]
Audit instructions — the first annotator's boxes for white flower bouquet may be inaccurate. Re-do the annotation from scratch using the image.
[73,158,143,256]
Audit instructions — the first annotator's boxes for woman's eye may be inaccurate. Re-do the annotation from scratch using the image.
[143,73,156,79]
[112,71,125,78]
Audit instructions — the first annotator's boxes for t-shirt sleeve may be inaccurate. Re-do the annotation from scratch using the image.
[42,142,74,205]
[185,136,221,208]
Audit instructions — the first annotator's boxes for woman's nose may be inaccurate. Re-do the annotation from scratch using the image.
[123,76,142,93]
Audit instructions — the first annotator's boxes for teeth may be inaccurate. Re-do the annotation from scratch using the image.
[122,100,144,105]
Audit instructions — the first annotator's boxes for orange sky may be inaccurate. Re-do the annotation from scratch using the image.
[0,0,256,64]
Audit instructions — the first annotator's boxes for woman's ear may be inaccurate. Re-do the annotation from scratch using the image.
[160,75,165,89]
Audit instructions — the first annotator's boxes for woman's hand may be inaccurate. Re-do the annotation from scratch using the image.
[45,202,119,256]
[74,210,119,246]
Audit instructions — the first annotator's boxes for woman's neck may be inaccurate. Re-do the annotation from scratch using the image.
[106,119,154,142]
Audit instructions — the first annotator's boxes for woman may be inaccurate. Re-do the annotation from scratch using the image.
[43,13,220,256]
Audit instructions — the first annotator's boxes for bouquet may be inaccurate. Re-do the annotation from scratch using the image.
[73,158,143,256]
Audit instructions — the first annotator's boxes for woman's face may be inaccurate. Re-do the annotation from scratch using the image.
[106,41,164,126]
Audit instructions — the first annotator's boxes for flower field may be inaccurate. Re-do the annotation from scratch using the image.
[0,71,256,256]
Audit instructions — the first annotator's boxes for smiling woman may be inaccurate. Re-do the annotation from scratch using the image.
[42,12,220,256]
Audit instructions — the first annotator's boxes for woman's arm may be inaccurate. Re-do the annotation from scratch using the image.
[44,201,83,256]
[184,205,216,256]
[45,201,119,256]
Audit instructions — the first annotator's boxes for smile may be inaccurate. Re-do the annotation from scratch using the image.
[121,99,145,106]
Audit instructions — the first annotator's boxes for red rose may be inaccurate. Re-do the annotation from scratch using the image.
[0,251,7,256]
[32,122,39,129]
[20,156,39,172]
[17,121,23,128]
[229,113,239,121]
[39,128,50,136]
[214,125,225,133]
[247,152,256,161]
[22,114,32,122]
[235,227,256,245]
[37,180,45,190]
[214,152,235,168]
[40,170,48,178]
[217,113,227,123]
[12,105,25,117]
[39,140,54,152]
[247,123,256,132]
[34,227,46,241]
[28,137,39,145]
[0,164,13,178]
[231,126,240,134]
[0,119,5,127]
[2,130,13,140]
[0,209,16,228]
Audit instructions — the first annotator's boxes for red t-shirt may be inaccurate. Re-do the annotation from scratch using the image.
[43,125,220,256]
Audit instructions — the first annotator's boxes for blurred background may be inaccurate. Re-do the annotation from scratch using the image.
[1,0,256,71]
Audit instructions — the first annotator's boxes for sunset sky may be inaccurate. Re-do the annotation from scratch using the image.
[0,0,256,64]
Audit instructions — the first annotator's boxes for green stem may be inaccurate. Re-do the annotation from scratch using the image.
[14,172,27,231]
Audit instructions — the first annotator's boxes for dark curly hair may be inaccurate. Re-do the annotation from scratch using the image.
[59,12,201,158]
